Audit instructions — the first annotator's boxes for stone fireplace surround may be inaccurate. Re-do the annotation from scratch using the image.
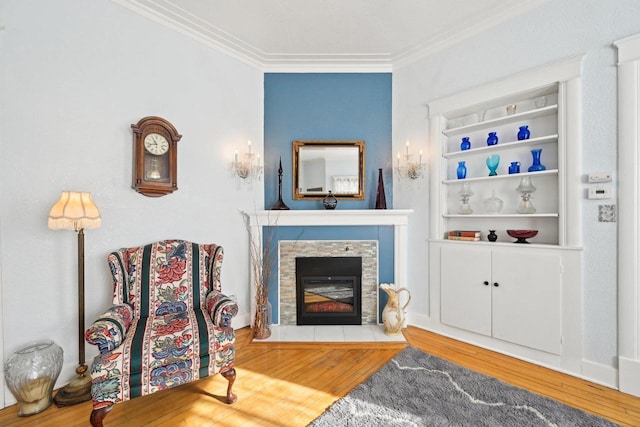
[279,240,378,325]
[245,209,413,326]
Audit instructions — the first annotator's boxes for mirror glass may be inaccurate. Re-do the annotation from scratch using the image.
[293,140,365,200]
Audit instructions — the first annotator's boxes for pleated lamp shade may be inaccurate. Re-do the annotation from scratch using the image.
[48,191,101,231]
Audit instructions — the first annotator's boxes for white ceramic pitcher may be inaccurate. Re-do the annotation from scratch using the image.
[380,283,411,335]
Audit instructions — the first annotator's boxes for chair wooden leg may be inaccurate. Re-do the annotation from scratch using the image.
[90,405,113,427]
[221,368,237,403]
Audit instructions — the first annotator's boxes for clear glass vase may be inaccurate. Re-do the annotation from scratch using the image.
[457,182,473,214]
[4,340,63,416]
[253,301,272,340]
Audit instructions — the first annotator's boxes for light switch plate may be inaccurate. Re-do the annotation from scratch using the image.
[588,188,611,199]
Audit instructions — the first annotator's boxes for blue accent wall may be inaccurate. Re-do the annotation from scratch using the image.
[264,73,392,210]
[263,73,394,323]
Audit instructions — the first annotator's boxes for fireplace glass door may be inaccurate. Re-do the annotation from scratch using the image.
[296,257,362,325]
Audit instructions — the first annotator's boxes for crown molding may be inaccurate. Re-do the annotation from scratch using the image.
[111,0,265,68]
[112,0,551,73]
[262,55,393,73]
[112,0,394,72]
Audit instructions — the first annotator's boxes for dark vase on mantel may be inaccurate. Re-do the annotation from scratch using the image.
[323,191,337,210]
[375,168,387,209]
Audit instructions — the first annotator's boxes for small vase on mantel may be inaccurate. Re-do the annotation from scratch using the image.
[323,191,337,209]
[375,168,387,209]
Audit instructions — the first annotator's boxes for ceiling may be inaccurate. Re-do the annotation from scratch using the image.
[113,0,550,71]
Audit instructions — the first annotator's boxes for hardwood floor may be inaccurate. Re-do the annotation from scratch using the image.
[0,326,638,426]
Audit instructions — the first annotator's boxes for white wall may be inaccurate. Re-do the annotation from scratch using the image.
[0,0,262,406]
[394,0,640,375]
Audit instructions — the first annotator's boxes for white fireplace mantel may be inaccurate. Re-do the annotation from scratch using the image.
[246,209,413,227]
[244,209,413,304]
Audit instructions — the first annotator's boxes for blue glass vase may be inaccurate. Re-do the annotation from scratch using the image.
[460,137,471,151]
[508,161,520,174]
[456,161,467,179]
[528,148,546,172]
[487,132,498,146]
[486,155,500,176]
[517,125,530,140]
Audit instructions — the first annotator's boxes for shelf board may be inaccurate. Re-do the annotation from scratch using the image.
[430,239,563,248]
[443,213,559,218]
[443,169,558,185]
[443,135,558,159]
[443,104,558,136]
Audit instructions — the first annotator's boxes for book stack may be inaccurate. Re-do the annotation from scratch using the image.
[448,230,481,241]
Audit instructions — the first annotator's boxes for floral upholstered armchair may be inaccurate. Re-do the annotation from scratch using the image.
[84,240,238,427]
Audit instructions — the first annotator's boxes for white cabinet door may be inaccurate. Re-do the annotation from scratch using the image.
[491,250,562,355]
[440,245,492,336]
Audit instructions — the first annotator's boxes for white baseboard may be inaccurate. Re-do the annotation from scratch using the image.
[405,319,623,391]
[233,312,251,329]
[619,356,640,397]
[581,359,618,389]
[406,312,432,331]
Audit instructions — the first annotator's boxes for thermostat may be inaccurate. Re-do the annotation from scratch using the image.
[588,188,611,199]
[588,172,612,183]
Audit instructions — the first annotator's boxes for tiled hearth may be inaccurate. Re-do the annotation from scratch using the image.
[258,325,406,342]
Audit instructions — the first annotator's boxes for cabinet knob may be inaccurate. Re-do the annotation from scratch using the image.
[483,281,489,286]
[493,282,499,287]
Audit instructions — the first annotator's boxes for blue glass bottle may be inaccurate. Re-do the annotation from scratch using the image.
[508,161,520,174]
[528,148,546,172]
[456,161,467,179]
[517,125,530,140]
[460,137,471,151]
[487,132,498,146]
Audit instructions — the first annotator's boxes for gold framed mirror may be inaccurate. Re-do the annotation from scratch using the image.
[293,140,365,200]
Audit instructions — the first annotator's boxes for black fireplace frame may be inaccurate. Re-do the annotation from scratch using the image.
[296,256,362,325]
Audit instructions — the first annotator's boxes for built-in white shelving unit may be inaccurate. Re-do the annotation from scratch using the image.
[426,56,585,377]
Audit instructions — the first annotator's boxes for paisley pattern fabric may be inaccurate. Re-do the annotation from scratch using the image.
[85,304,134,353]
[86,240,237,410]
[206,292,239,328]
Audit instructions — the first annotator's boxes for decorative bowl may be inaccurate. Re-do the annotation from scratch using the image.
[506,229,538,244]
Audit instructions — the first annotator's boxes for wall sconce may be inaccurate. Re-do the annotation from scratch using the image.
[232,140,263,182]
[395,140,425,180]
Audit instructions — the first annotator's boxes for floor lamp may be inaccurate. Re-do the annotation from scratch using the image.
[48,191,101,406]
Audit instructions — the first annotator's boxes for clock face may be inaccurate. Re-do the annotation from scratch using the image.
[144,133,169,155]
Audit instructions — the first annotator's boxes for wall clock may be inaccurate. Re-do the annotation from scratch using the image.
[131,116,182,197]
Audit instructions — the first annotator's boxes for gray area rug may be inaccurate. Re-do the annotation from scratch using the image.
[309,346,618,427]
